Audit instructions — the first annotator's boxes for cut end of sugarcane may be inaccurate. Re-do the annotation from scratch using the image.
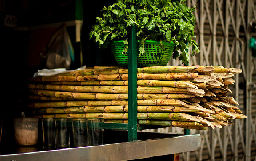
[211,73,235,79]
[183,103,214,114]
[229,68,242,73]
[187,88,205,97]
[230,113,247,119]
[194,66,214,73]
[171,121,208,130]
[177,113,217,128]
[219,97,239,105]
[207,80,224,88]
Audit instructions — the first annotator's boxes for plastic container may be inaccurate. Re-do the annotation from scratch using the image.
[14,118,38,146]
[112,40,174,67]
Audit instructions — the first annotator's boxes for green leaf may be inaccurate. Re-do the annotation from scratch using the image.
[131,5,135,11]
[142,17,149,24]
[165,30,172,41]
[111,33,118,40]
[112,9,119,15]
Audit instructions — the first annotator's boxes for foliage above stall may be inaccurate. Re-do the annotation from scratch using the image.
[90,0,199,65]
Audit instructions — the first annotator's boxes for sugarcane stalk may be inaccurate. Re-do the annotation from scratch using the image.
[208,101,240,111]
[138,120,207,130]
[29,102,67,108]
[49,81,101,85]
[183,98,200,103]
[56,66,215,75]
[203,104,224,113]
[193,75,217,83]
[137,105,212,113]
[45,108,66,114]
[138,94,196,99]
[195,111,212,118]
[213,67,242,73]
[30,86,203,95]
[32,104,212,114]
[54,66,241,76]
[138,66,196,73]
[34,76,78,82]
[29,101,89,108]
[204,90,217,97]
[138,120,171,126]
[186,88,205,96]
[32,73,199,82]
[104,106,125,112]
[223,78,235,85]
[217,111,235,119]
[42,115,55,118]
[217,97,239,105]
[137,80,197,88]
[139,113,217,128]
[137,73,198,80]
[214,120,229,126]
[55,114,86,118]
[30,99,188,108]
[87,100,128,106]
[194,82,207,89]
[93,66,118,69]
[34,106,124,114]
[30,90,97,99]
[32,80,198,88]
[207,80,224,88]
[137,99,186,106]
[230,113,247,119]
[137,66,214,73]
[170,121,207,130]
[211,113,228,122]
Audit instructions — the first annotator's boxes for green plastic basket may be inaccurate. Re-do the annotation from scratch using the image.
[112,40,174,67]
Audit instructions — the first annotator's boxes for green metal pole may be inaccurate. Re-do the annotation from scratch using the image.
[75,0,83,20]
[128,25,138,142]
[184,48,190,136]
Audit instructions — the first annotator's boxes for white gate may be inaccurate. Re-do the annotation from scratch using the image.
[171,0,256,160]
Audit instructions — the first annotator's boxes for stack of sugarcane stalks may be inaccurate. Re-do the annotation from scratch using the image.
[27,66,246,130]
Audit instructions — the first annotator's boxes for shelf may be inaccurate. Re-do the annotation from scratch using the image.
[0,133,200,161]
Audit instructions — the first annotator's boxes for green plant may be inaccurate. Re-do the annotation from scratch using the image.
[90,0,199,65]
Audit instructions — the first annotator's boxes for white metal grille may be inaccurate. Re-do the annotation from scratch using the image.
[167,0,256,160]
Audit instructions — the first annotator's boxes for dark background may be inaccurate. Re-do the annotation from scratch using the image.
[0,0,116,150]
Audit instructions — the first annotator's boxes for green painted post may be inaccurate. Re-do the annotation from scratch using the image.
[75,0,83,20]
[128,25,138,142]
[184,49,190,136]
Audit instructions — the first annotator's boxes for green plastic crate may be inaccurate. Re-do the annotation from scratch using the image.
[112,40,174,67]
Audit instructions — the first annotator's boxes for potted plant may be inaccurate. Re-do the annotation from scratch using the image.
[90,0,199,66]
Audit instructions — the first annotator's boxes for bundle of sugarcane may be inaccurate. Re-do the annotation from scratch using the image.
[181,66,246,125]
[27,66,245,130]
